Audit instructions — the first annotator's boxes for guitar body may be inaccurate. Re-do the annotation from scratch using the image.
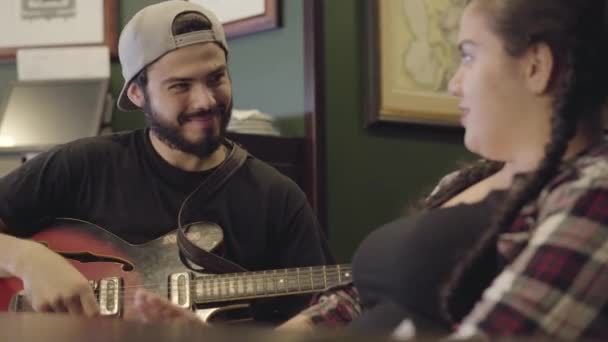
[0,219,352,323]
[0,219,218,319]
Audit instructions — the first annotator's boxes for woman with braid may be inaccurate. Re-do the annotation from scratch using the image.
[134,0,608,339]
[279,0,608,339]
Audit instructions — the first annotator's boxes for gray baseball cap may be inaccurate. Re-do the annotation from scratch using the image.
[117,0,229,111]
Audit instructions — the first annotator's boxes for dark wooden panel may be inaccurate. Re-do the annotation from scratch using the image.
[227,132,310,203]
[303,0,328,233]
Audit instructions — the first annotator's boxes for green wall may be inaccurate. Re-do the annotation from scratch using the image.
[0,0,306,136]
[323,0,476,262]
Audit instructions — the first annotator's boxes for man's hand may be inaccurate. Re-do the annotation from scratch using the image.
[13,239,99,316]
[132,288,204,324]
[276,314,315,332]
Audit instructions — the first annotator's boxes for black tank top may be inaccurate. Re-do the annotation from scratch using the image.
[349,190,506,334]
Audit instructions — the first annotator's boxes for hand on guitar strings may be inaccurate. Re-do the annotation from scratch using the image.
[132,288,205,324]
[18,240,99,316]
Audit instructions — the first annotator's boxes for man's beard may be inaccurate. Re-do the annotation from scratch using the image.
[142,100,232,159]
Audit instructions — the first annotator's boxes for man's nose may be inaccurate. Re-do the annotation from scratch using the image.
[191,84,217,110]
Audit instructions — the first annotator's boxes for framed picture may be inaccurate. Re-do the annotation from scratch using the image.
[188,0,279,39]
[0,0,118,60]
[366,0,464,127]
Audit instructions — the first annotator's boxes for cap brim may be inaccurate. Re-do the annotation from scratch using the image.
[117,82,140,112]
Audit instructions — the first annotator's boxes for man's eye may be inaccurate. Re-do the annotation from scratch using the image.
[209,73,225,84]
[170,83,189,90]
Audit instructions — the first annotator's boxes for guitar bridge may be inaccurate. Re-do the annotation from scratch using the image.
[98,277,122,316]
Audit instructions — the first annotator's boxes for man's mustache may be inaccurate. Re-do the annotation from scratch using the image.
[177,106,226,125]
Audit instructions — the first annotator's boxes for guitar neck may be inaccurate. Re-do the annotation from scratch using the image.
[192,264,352,304]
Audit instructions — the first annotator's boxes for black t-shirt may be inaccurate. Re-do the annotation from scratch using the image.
[349,191,506,334]
[0,129,332,322]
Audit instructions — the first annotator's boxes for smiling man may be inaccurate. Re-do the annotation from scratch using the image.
[0,1,331,325]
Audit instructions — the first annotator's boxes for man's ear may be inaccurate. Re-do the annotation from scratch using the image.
[524,42,554,95]
[127,83,145,108]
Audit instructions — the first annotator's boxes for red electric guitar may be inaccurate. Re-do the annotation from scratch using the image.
[0,218,351,323]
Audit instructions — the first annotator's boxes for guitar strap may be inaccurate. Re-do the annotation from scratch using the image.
[177,139,248,273]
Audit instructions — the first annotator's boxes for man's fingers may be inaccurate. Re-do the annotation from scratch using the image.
[133,289,200,323]
[37,301,54,313]
[51,297,69,313]
[80,291,100,317]
[64,295,84,315]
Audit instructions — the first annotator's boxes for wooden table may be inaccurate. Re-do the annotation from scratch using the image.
[0,313,392,342]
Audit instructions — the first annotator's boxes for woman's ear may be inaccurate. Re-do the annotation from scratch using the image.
[524,42,554,94]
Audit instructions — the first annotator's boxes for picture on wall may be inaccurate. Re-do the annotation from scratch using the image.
[0,0,118,59]
[366,0,464,126]
[188,0,279,39]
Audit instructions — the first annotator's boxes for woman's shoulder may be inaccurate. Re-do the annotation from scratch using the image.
[553,141,608,190]
[539,142,608,215]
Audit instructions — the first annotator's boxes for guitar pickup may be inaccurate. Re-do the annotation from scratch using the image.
[98,277,122,316]
[169,272,192,309]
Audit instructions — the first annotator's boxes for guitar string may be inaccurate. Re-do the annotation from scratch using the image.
[103,268,353,295]
[99,266,352,291]
[90,268,353,302]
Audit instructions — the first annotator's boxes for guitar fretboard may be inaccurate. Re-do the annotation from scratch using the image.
[193,264,352,304]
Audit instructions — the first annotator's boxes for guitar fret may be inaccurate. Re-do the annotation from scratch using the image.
[237,277,244,296]
[314,268,325,290]
[282,270,288,292]
[296,268,301,292]
[276,269,286,293]
[326,269,339,288]
[227,276,235,297]
[217,277,222,298]
[282,269,288,292]
[224,276,230,298]
[299,267,311,291]
[223,276,230,298]
[267,270,276,293]
[217,277,222,299]
[216,277,221,298]
[286,269,298,292]
[255,273,265,295]
[309,266,314,291]
[196,280,203,298]
[245,275,254,295]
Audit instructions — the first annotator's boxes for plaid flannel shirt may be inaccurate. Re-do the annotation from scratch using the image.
[453,143,608,340]
[304,142,608,340]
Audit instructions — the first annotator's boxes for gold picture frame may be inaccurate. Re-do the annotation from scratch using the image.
[366,0,464,127]
[187,0,279,39]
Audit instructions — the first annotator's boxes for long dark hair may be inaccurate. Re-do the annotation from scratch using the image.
[438,0,608,323]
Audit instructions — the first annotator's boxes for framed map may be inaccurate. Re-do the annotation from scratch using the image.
[366,0,464,126]
[0,0,118,59]
[188,0,279,39]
